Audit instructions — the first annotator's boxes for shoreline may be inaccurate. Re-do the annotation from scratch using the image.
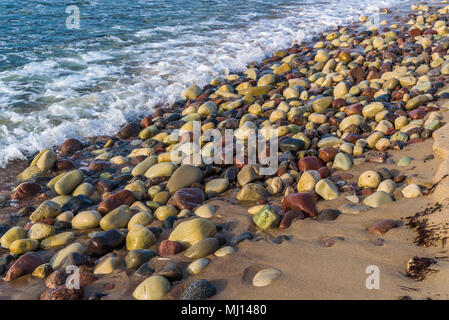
[1,0,449,300]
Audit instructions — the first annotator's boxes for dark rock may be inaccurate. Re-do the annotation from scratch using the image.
[135,262,154,277]
[279,138,305,152]
[59,138,83,156]
[97,190,135,215]
[156,262,183,282]
[279,210,304,228]
[125,249,156,269]
[181,279,217,300]
[87,229,125,258]
[61,195,94,213]
[117,122,140,139]
[40,286,83,300]
[10,182,42,200]
[317,209,341,221]
[162,216,178,229]
[281,193,319,217]
[229,231,254,247]
[4,252,44,281]
[168,188,205,210]
[158,240,184,256]
[58,252,87,270]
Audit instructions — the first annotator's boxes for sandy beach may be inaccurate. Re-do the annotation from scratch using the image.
[2,0,449,301]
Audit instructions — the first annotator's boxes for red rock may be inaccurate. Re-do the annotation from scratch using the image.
[360,87,377,98]
[55,159,75,171]
[279,210,304,229]
[320,236,343,248]
[366,70,380,80]
[349,66,365,84]
[281,193,319,218]
[97,190,135,215]
[344,103,363,116]
[392,87,409,100]
[96,179,118,194]
[423,29,437,36]
[407,138,425,144]
[393,175,407,183]
[332,98,347,109]
[87,159,109,173]
[140,116,153,128]
[344,133,360,144]
[380,62,392,73]
[59,138,83,156]
[385,127,396,135]
[79,272,98,287]
[317,166,331,179]
[117,122,140,139]
[318,148,338,163]
[408,109,426,119]
[361,188,374,196]
[10,182,42,200]
[368,219,398,235]
[409,28,421,37]
[158,240,185,256]
[298,156,323,172]
[4,252,44,281]
[40,286,83,300]
[45,270,66,289]
[168,188,205,210]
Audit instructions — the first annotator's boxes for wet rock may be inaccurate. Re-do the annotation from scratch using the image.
[40,286,83,300]
[61,195,93,213]
[135,262,155,277]
[117,122,140,139]
[100,205,133,230]
[58,252,86,270]
[229,231,254,246]
[55,170,83,195]
[97,190,135,215]
[184,238,219,259]
[87,229,125,258]
[72,210,102,230]
[0,226,27,249]
[281,193,318,217]
[187,258,209,275]
[156,262,183,282]
[315,179,340,200]
[236,183,267,202]
[94,256,120,275]
[298,156,323,172]
[59,138,83,156]
[28,223,56,240]
[167,165,203,194]
[168,218,216,248]
[158,240,184,256]
[40,232,75,250]
[10,182,42,200]
[168,188,205,210]
[126,224,156,250]
[317,209,341,221]
[45,270,67,288]
[125,249,156,269]
[338,203,370,215]
[50,242,86,269]
[279,210,304,228]
[358,170,381,189]
[4,252,44,281]
[402,184,422,198]
[30,201,62,222]
[205,178,229,197]
[194,204,216,219]
[252,268,282,287]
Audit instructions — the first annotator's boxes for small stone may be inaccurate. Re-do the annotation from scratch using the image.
[135,262,155,277]
[100,205,133,231]
[397,156,412,167]
[37,150,57,171]
[368,220,398,235]
[168,218,216,248]
[30,201,62,222]
[363,191,393,208]
[97,190,135,215]
[28,223,56,240]
[315,179,340,200]
[94,256,120,275]
[10,182,42,200]
[126,224,156,250]
[317,209,341,221]
[345,195,359,203]
[229,232,253,247]
[0,226,27,249]
[133,275,171,300]
[72,210,102,230]
[358,171,381,189]
[281,193,318,217]
[205,179,229,197]
[40,232,75,250]
[54,170,83,195]
[32,263,53,279]
[58,252,86,270]
[128,211,153,229]
[338,203,369,214]
[252,268,282,287]
[9,239,39,255]
[332,153,353,171]
[194,204,216,219]
[377,179,395,195]
[4,252,44,281]
[158,240,184,256]
[279,210,304,228]
[187,258,209,275]
[156,262,183,282]
[87,229,125,258]
[40,286,83,300]
[236,183,267,202]
[155,205,178,221]
[252,206,280,230]
[184,237,219,259]
[125,249,156,269]
[214,246,235,257]
[167,165,203,194]
[402,184,422,198]
[49,242,86,269]
[168,188,205,210]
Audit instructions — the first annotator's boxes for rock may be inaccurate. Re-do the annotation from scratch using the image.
[317,209,341,221]
[236,183,267,202]
[135,262,154,277]
[312,96,333,113]
[237,164,262,186]
[194,204,215,219]
[402,184,422,198]
[128,211,153,229]
[362,102,384,118]
[205,178,229,197]
[156,262,183,282]
[168,188,205,210]
[58,252,86,270]
[28,223,56,240]
[339,115,365,131]
[126,225,156,250]
[315,179,340,200]
[252,268,282,287]
[4,252,44,281]
[1,226,26,249]
[126,249,156,269]
[332,152,353,170]
[405,95,429,110]
[133,275,171,300]
[358,171,381,189]
[131,156,158,177]
[297,170,320,192]
[97,190,135,215]
[184,238,219,259]
[87,229,125,258]
[181,279,216,300]
[71,210,101,230]
[49,243,86,269]
[281,193,318,217]
[162,216,178,229]
[229,232,253,246]
[45,270,67,288]
[338,203,369,214]
[183,85,201,100]
[318,148,338,163]
[59,138,83,156]
[252,206,280,230]
[32,263,53,279]
[397,156,411,167]
[279,210,304,228]
[40,286,83,300]
[158,240,184,256]
[279,138,305,152]
[94,256,120,275]
[9,239,38,255]
[144,162,178,179]
[30,201,62,222]
[37,150,57,171]
[368,220,398,235]
[55,170,83,195]
[363,191,393,208]
[10,182,42,200]
[167,165,203,194]
[40,232,75,250]
[266,177,283,195]
[168,218,216,248]
[61,195,93,213]
[100,205,133,231]
[214,246,235,257]
[155,205,178,221]
[377,179,395,195]
[298,156,322,172]
[187,258,209,275]
[118,122,140,139]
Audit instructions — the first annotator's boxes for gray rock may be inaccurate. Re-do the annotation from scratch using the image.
[181,279,217,300]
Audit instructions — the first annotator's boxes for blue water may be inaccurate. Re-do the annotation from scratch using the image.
[0,0,402,167]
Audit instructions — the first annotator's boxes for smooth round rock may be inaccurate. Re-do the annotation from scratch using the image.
[126,249,156,269]
[30,201,62,222]
[133,275,171,300]
[72,210,102,230]
[126,224,156,250]
[315,179,340,200]
[402,184,422,198]
[155,205,178,221]
[99,205,132,231]
[168,218,216,248]
[167,165,203,194]
[94,256,120,275]
[332,152,353,171]
[194,204,216,219]
[128,211,153,229]
[377,179,395,195]
[1,226,27,249]
[184,238,219,259]
[10,239,39,255]
[186,258,209,275]
[49,242,86,269]
[40,232,75,250]
[55,170,83,195]
[358,171,381,189]
[205,178,229,197]
[252,268,282,287]
[214,246,235,257]
[363,191,393,208]
[28,223,56,240]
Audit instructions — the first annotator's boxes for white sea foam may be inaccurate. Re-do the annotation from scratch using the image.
[0,0,405,167]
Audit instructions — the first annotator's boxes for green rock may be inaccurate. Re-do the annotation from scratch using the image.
[339,115,365,131]
[133,275,171,300]
[405,95,429,110]
[0,226,27,249]
[253,206,280,230]
[18,165,44,181]
[128,211,153,229]
[40,232,75,250]
[100,205,133,231]
[362,102,384,118]
[72,182,94,197]
[312,96,333,113]
[236,183,267,202]
[397,156,412,167]
[154,205,178,221]
[257,74,275,86]
[315,179,340,200]
[363,191,393,208]
[332,152,353,170]
[125,249,156,269]
[168,218,216,248]
[94,256,120,275]
[32,263,53,278]
[9,239,39,255]
[390,131,408,142]
[425,120,441,131]
[36,150,57,171]
[30,201,62,222]
[126,224,156,250]
[49,242,86,269]
[54,170,83,195]
[184,237,219,259]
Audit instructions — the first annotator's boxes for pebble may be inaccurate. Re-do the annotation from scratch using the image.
[156,262,183,282]
[363,191,393,208]
[194,204,216,219]
[214,246,235,257]
[100,205,133,231]
[28,223,56,240]
[94,256,120,275]
[397,156,412,167]
[1,226,27,249]
[30,201,62,222]
[40,231,75,250]
[133,275,171,300]
[358,170,381,189]
[205,178,229,197]
[126,224,156,250]
[281,193,319,217]
[368,220,398,235]
[181,279,216,300]
[402,184,422,198]
[187,258,210,275]
[252,206,280,230]
[167,165,203,194]
[4,252,44,281]
[338,203,370,215]
[71,210,102,230]
[252,268,282,287]
[168,218,216,248]
[125,249,156,269]
[49,242,86,269]
[87,229,125,258]
[229,231,254,247]
[315,179,340,200]
[184,238,219,259]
